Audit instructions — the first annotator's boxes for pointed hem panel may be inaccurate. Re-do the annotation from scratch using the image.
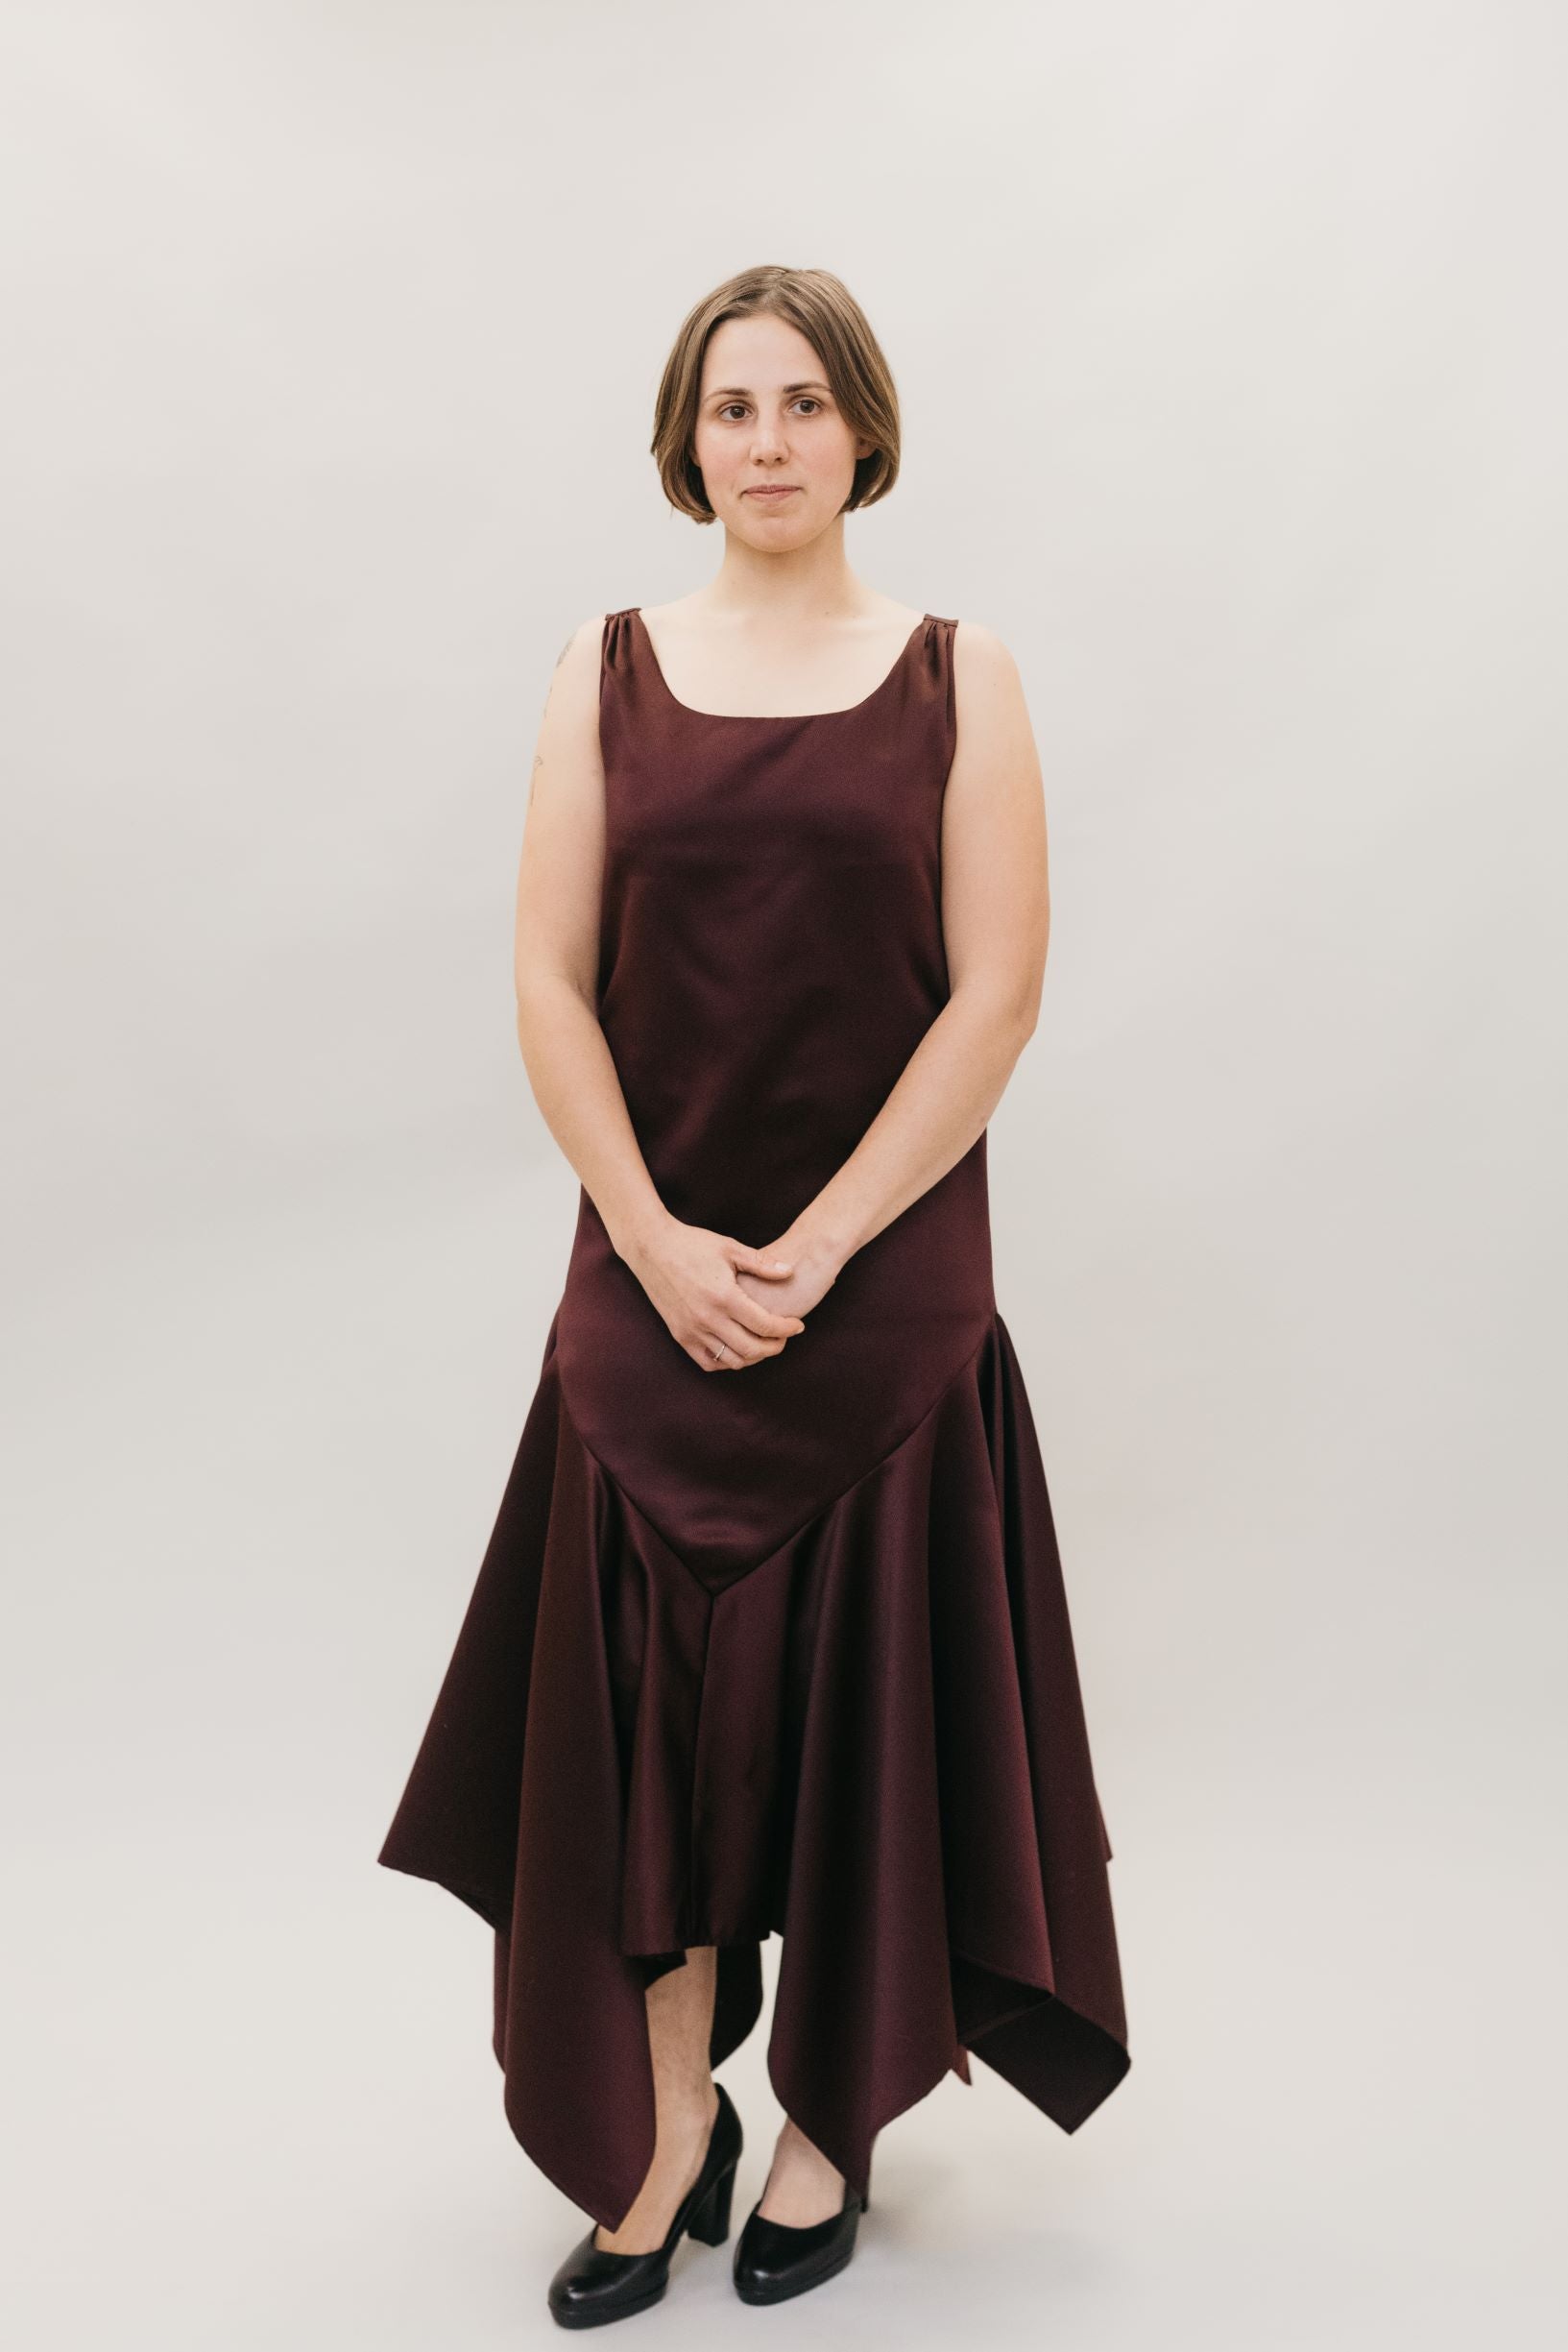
[377,1310,1129,2230]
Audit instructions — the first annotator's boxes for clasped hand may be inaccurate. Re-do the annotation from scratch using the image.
[625,1214,843,1373]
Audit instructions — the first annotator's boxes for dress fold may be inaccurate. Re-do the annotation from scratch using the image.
[379,1311,1128,2230]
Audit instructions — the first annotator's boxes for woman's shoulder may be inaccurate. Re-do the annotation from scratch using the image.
[943,614,1012,660]
[948,615,1024,699]
[550,607,630,686]
[534,612,626,737]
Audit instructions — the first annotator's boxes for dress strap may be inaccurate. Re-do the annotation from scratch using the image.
[922,614,958,743]
[598,608,641,708]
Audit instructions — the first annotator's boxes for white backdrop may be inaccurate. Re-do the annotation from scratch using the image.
[3,3,1562,2345]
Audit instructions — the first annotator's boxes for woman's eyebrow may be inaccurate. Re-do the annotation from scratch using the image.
[705,380,832,400]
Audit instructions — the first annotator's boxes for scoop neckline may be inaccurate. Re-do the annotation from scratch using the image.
[629,606,933,722]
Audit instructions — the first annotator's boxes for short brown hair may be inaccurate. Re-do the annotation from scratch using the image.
[651,265,901,524]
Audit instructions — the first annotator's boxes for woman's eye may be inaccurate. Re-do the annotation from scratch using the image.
[717,399,825,421]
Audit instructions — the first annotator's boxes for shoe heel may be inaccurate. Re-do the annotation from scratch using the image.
[687,2157,737,2245]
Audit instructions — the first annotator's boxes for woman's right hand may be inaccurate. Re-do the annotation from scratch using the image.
[622,1215,808,1372]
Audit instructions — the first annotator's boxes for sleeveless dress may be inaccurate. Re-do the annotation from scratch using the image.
[377,607,1130,2232]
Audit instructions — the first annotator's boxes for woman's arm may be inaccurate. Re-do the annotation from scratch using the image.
[512,617,662,1255]
[513,618,806,1370]
[744,620,1050,1301]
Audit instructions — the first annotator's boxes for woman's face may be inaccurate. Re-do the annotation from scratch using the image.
[690,311,874,545]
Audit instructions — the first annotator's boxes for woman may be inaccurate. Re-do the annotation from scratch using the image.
[378,264,1130,2326]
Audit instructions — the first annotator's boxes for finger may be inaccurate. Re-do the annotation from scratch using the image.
[725,1288,808,1342]
[700,1312,791,1370]
[702,1320,771,1370]
[729,1243,796,1278]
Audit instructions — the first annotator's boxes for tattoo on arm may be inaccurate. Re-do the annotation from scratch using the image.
[528,627,581,805]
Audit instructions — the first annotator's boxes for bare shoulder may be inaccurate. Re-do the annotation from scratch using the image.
[543,610,614,705]
[951,618,1024,696]
[950,620,1032,755]
[531,613,617,766]
[524,615,616,817]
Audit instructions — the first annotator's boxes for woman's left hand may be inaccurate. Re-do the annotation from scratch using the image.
[731,1223,845,1331]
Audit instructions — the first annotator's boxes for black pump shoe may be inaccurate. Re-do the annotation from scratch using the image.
[547,2082,743,2329]
[732,2165,869,2305]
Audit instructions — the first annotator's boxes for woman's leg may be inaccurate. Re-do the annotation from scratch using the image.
[757,2115,848,2226]
[591,1946,722,2253]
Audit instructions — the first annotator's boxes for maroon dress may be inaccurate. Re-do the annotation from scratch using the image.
[377,607,1130,2231]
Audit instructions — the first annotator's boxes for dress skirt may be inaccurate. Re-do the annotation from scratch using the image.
[377,1297,1130,2232]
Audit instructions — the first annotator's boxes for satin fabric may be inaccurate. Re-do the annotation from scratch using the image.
[378,608,1130,2229]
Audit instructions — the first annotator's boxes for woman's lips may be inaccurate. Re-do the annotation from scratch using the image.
[745,487,798,498]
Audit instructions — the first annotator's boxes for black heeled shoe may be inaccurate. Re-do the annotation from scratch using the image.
[732,2156,870,2306]
[546,2081,743,2329]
